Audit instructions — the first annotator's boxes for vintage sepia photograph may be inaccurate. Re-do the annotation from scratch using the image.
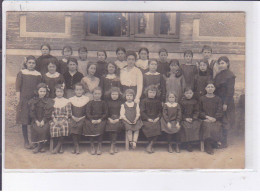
[4,11,245,169]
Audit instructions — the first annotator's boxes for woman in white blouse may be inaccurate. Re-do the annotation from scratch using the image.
[120,51,143,104]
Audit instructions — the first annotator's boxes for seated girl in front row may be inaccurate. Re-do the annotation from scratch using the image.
[83,87,108,155]
[140,85,162,153]
[50,84,72,154]
[69,83,90,154]
[106,87,124,154]
[161,92,182,153]
[28,83,54,154]
[199,82,223,155]
[120,89,143,149]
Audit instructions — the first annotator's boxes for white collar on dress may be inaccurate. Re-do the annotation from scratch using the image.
[62,58,68,63]
[21,69,41,76]
[46,72,60,78]
[165,102,178,107]
[145,71,160,75]
[125,101,135,107]
[53,97,70,108]
[69,95,90,107]
[106,74,117,79]
[136,59,149,70]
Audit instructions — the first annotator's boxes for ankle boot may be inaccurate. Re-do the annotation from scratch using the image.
[168,143,173,153]
[146,141,153,153]
[176,143,180,153]
[90,143,96,155]
[110,143,114,155]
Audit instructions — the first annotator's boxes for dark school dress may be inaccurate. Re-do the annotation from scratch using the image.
[95,60,108,79]
[58,58,69,75]
[194,69,212,100]
[83,100,108,136]
[156,60,170,78]
[100,74,121,99]
[69,96,90,135]
[106,99,124,132]
[28,97,54,143]
[42,72,65,98]
[36,54,59,75]
[180,64,198,90]
[63,71,84,98]
[143,72,166,101]
[121,102,143,131]
[140,98,162,138]
[160,102,182,134]
[214,69,236,130]
[199,95,223,142]
[180,98,201,142]
[16,69,42,125]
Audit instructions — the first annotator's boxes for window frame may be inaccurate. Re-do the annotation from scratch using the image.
[84,12,180,42]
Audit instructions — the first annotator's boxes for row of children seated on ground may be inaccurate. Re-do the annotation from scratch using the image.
[23,81,223,156]
[16,44,236,156]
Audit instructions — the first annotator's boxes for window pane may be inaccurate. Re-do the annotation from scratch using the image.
[137,13,154,35]
[160,13,176,35]
[87,13,128,36]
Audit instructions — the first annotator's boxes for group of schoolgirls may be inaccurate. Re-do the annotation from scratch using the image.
[16,43,236,155]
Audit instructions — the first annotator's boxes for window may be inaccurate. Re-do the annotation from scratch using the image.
[85,12,179,41]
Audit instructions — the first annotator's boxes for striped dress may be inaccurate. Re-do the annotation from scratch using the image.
[50,97,72,138]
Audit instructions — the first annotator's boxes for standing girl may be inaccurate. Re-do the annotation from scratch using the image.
[83,87,108,155]
[156,48,170,79]
[16,56,42,148]
[100,62,121,100]
[194,59,212,100]
[143,60,166,101]
[95,50,108,78]
[166,59,186,103]
[161,92,182,153]
[106,87,124,154]
[120,51,143,104]
[136,47,149,74]
[42,61,64,98]
[28,83,54,153]
[214,56,236,148]
[114,47,127,70]
[63,58,84,98]
[58,46,73,75]
[199,82,223,155]
[81,62,100,100]
[180,88,201,152]
[140,85,162,153]
[120,89,143,149]
[180,50,198,90]
[69,83,90,154]
[36,43,59,75]
[77,47,89,76]
[50,84,72,154]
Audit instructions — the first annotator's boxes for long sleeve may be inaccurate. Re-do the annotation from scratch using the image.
[176,104,182,122]
[135,68,143,101]
[193,102,199,119]
[66,103,72,119]
[162,104,170,122]
[100,101,108,120]
[15,71,22,92]
[81,78,90,93]
[43,99,54,122]
[180,76,186,94]
[160,74,166,101]
[157,101,162,118]
[28,99,37,122]
[86,102,94,120]
[135,103,141,119]
[140,100,149,121]
[224,77,235,105]
[120,104,126,120]
[199,98,206,119]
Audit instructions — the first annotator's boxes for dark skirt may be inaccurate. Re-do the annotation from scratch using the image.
[123,119,143,132]
[201,121,222,141]
[142,120,161,138]
[70,118,85,135]
[161,118,180,134]
[83,119,107,136]
[16,98,30,125]
[31,122,50,143]
[105,120,124,132]
[181,120,201,142]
